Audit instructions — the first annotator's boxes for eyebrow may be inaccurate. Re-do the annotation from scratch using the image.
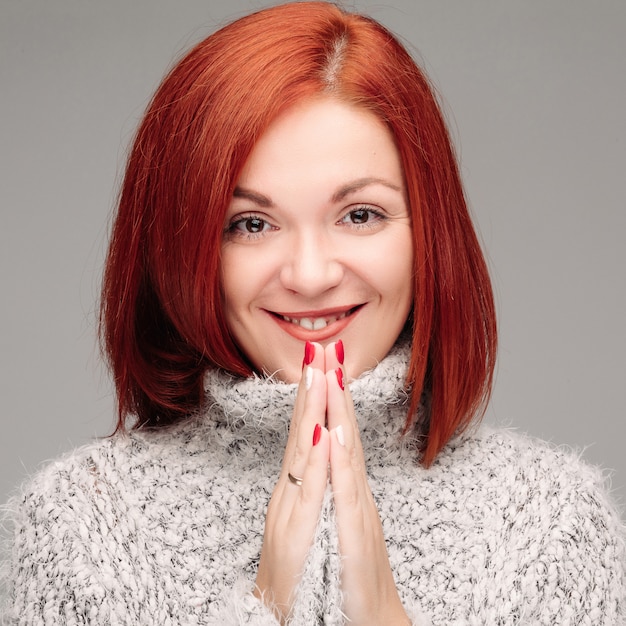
[233,177,403,207]
[331,177,403,202]
[232,187,274,207]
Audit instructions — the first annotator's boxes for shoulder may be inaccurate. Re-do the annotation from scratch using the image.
[3,425,197,528]
[429,424,625,555]
[439,423,620,494]
[3,436,130,545]
[0,426,212,612]
[439,424,625,565]
[428,426,625,619]
[0,438,118,615]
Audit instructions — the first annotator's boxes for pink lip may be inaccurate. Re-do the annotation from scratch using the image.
[266,304,363,341]
[272,304,359,318]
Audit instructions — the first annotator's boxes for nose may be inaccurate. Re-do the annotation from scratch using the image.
[279,230,343,297]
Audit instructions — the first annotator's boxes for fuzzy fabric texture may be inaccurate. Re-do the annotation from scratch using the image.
[1,341,624,625]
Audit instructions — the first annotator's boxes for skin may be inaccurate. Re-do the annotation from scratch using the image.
[221,98,414,624]
[221,97,414,383]
[254,341,412,624]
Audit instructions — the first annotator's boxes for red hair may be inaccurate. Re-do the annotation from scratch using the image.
[100,1,496,466]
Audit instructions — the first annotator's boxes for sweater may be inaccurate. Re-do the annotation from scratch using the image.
[1,342,624,625]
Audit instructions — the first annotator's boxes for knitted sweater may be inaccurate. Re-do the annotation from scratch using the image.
[1,343,624,625]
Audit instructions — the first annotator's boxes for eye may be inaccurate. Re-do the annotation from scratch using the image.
[338,206,386,229]
[237,217,268,233]
[225,214,275,239]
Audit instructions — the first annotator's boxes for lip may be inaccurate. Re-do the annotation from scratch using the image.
[266,304,363,341]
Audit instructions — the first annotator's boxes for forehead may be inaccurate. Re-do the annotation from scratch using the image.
[236,97,405,195]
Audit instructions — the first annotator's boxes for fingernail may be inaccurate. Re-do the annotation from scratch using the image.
[335,340,344,365]
[305,366,313,390]
[312,423,322,446]
[335,367,344,390]
[302,341,315,368]
[335,425,345,446]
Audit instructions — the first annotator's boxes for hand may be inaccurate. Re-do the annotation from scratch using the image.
[324,342,411,625]
[254,342,329,622]
[255,341,410,625]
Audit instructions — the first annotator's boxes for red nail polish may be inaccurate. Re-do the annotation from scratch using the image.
[335,340,344,365]
[302,341,315,368]
[312,423,322,446]
[335,368,344,390]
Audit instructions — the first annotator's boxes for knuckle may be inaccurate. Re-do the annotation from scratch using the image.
[349,446,362,472]
[291,443,307,469]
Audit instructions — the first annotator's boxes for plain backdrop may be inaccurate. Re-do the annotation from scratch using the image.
[1,1,625,516]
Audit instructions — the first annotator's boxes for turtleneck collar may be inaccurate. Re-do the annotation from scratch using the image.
[202,339,423,461]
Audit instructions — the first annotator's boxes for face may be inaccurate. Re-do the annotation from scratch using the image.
[221,97,414,383]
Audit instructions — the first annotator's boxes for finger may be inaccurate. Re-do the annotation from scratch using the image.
[325,365,354,447]
[288,424,330,528]
[289,341,324,430]
[256,425,330,619]
[283,341,325,458]
[270,421,330,542]
[281,366,327,502]
[324,341,364,460]
[323,339,344,373]
[325,349,369,496]
[327,370,369,496]
[329,420,355,491]
[329,413,381,567]
[329,424,406,623]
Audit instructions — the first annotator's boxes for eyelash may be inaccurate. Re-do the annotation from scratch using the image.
[224,206,387,241]
[224,214,274,240]
[338,206,387,229]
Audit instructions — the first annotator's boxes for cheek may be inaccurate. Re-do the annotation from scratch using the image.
[398,254,415,300]
[220,250,249,321]
[221,247,276,321]
[375,234,414,302]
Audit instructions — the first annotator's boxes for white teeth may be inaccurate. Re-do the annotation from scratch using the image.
[313,318,327,330]
[299,318,315,330]
[281,311,349,330]
[299,317,328,330]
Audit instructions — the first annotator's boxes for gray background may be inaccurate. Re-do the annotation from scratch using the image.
[1,1,625,514]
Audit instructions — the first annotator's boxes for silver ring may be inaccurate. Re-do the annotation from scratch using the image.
[287,472,303,487]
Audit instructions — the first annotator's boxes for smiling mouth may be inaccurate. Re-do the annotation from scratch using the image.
[273,305,362,331]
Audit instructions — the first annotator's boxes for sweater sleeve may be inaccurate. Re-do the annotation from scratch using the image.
[0,457,279,626]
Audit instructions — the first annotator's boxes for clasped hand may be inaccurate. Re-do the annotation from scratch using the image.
[254,341,410,625]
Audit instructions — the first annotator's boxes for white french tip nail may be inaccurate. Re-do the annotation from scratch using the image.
[335,425,345,446]
[305,366,313,391]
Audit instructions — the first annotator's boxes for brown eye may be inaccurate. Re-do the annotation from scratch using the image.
[349,209,370,224]
[243,217,265,233]
[228,215,272,237]
[338,206,385,229]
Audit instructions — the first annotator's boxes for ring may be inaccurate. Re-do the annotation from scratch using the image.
[287,472,303,487]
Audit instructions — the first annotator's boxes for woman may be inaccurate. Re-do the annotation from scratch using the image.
[2,2,623,624]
